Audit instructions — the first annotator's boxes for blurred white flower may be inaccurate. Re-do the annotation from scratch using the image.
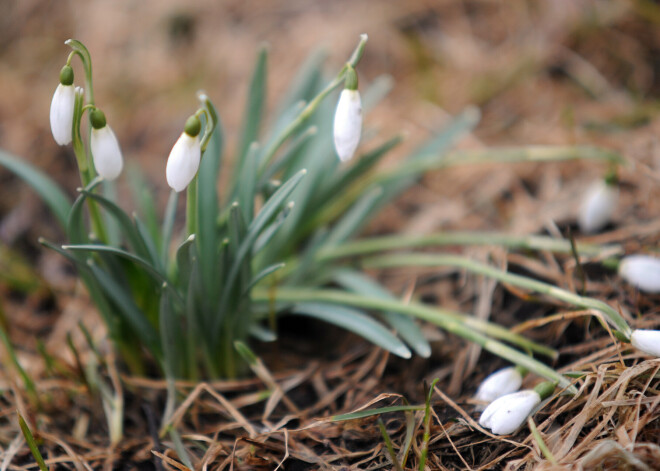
[49,82,75,145]
[619,255,660,293]
[475,367,523,405]
[630,329,660,357]
[333,89,362,162]
[478,389,541,435]
[578,180,618,234]
[166,132,201,192]
[90,108,123,181]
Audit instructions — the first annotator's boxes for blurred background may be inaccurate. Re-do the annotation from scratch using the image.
[1,0,660,352]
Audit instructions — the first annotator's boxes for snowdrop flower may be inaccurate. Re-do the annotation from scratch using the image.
[630,330,660,357]
[166,115,201,192]
[479,382,554,435]
[49,65,76,146]
[333,66,362,162]
[475,366,524,406]
[90,109,123,180]
[578,179,618,234]
[618,255,660,293]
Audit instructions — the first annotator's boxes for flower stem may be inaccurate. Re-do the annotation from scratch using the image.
[186,177,198,237]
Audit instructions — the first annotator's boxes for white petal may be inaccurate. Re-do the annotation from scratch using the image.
[619,255,660,293]
[578,181,618,234]
[479,390,540,435]
[631,330,660,357]
[49,84,75,146]
[475,367,523,404]
[166,133,201,192]
[333,89,362,162]
[91,126,124,180]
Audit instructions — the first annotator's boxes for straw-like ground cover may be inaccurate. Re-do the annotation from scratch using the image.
[1,1,660,469]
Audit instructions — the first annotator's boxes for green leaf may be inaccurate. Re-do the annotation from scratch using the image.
[17,413,48,471]
[253,202,294,254]
[161,190,178,267]
[243,262,285,295]
[333,269,431,358]
[275,47,325,117]
[324,186,384,247]
[236,143,259,224]
[67,177,103,244]
[87,260,161,357]
[159,284,183,379]
[81,191,151,259]
[175,235,196,288]
[289,302,412,359]
[134,213,162,270]
[127,165,160,246]
[237,45,268,163]
[62,243,168,286]
[197,126,223,306]
[0,149,71,230]
[331,405,424,422]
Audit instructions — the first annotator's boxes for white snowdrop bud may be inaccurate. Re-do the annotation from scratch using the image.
[475,366,524,406]
[333,66,362,162]
[479,389,541,435]
[166,115,202,192]
[618,255,660,293]
[90,109,123,180]
[49,65,76,146]
[578,180,618,234]
[630,330,660,357]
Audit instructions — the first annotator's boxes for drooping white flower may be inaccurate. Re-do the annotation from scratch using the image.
[49,65,76,146]
[166,115,202,192]
[475,367,524,405]
[630,329,660,357]
[479,389,541,435]
[578,180,618,234]
[333,66,362,162]
[90,109,123,180]
[618,255,660,293]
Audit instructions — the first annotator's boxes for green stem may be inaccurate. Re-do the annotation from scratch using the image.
[186,177,198,237]
[252,287,574,393]
[256,34,368,175]
[364,253,632,338]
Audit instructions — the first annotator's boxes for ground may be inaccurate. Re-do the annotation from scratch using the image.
[1,0,660,469]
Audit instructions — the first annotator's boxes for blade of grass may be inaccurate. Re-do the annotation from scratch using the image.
[378,419,404,471]
[0,328,38,406]
[331,405,424,421]
[17,413,48,471]
[236,45,268,166]
[419,379,439,471]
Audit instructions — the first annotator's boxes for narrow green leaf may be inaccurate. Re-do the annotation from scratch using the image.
[378,419,404,471]
[159,284,183,379]
[134,213,162,270]
[331,405,424,422]
[253,202,294,254]
[87,260,161,357]
[248,323,277,342]
[81,191,151,259]
[62,243,168,286]
[289,302,412,359]
[0,149,72,230]
[175,235,196,288]
[102,181,121,246]
[161,190,178,267]
[324,186,384,247]
[237,46,268,163]
[275,48,326,117]
[333,269,431,358]
[17,413,48,471]
[127,166,160,246]
[197,125,223,306]
[236,143,259,223]
[67,177,103,244]
[243,262,285,295]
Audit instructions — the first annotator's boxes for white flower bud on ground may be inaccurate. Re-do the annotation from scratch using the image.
[91,125,123,180]
[475,367,523,405]
[578,180,618,234]
[50,83,75,146]
[333,89,362,162]
[618,255,660,293]
[630,330,660,357]
[166,132,201,192]
[478,389,541,435]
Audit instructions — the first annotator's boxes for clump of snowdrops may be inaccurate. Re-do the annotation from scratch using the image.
[2,37,660,439]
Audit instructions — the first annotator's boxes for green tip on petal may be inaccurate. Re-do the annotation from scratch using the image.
[184,115,201,137]
[90,109,107,129]
[533,381,556,400]
[344,65,358,91]
[60,65,74,86]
